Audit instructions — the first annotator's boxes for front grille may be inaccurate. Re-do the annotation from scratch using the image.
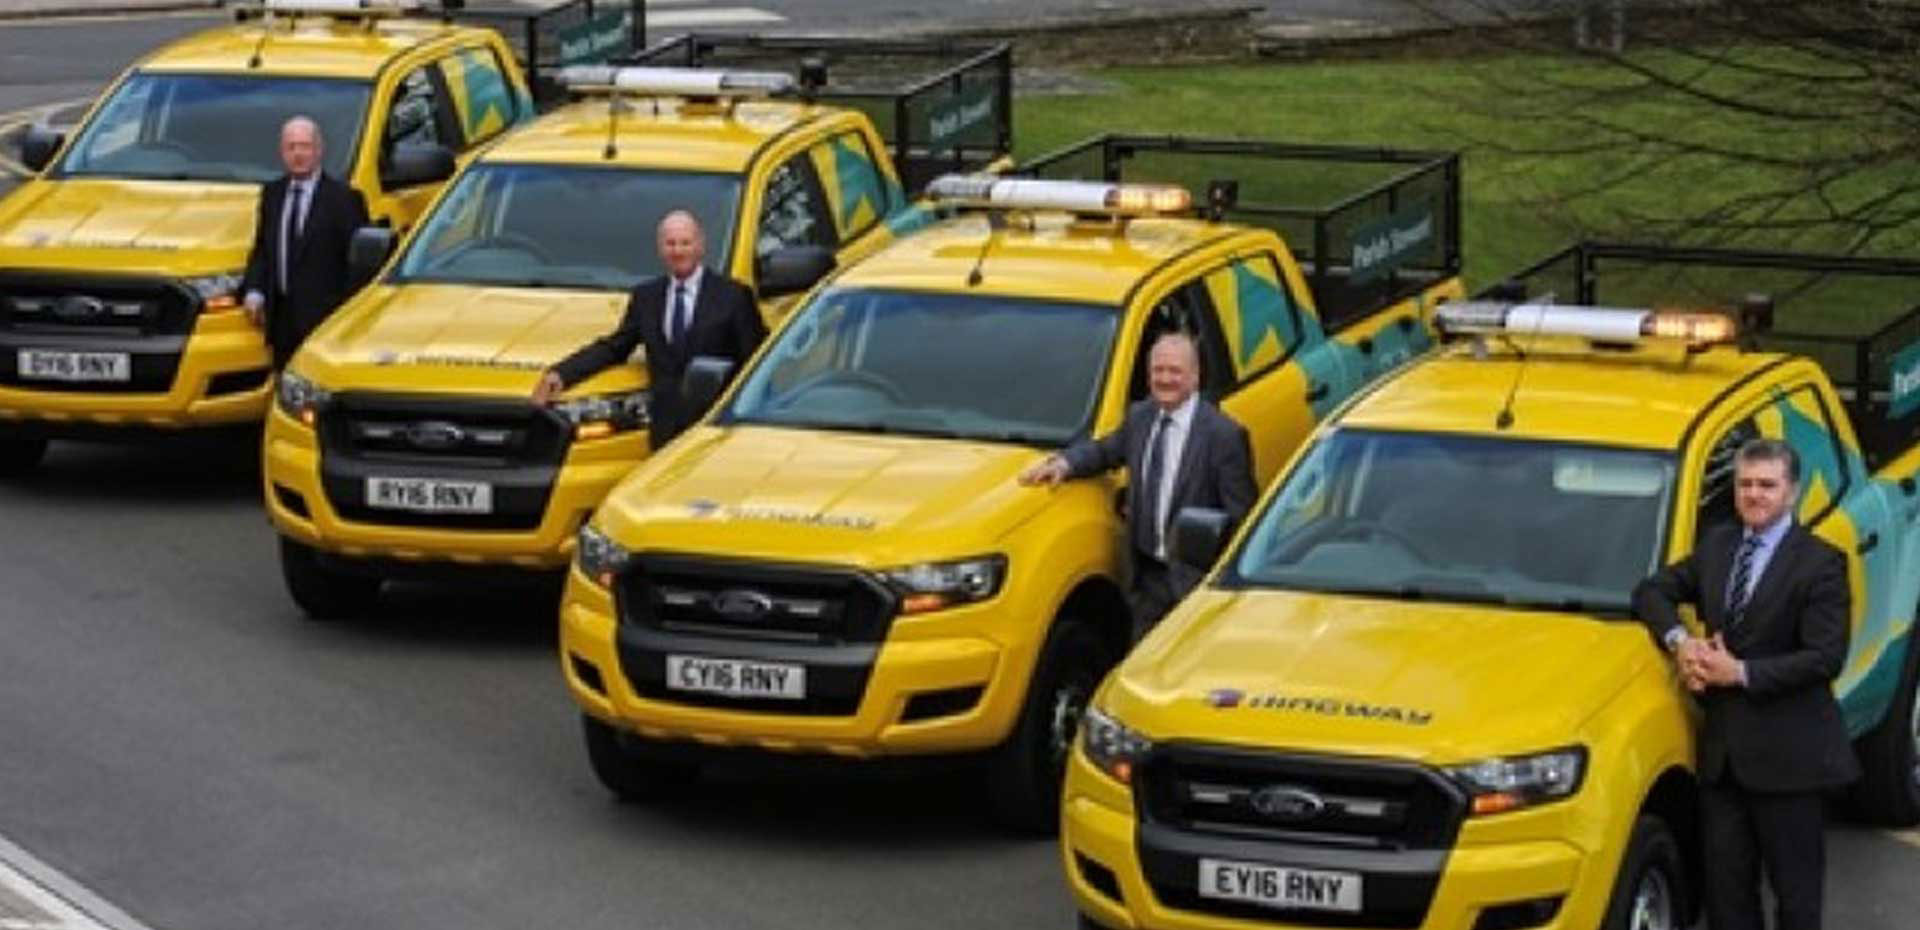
[317,392,568,531]
[619,555,898,644]
[1140,744,1465,848]
[0,272,197,393]
[1135,743,1466,928]
[0,271,198,337]
[614,555,900,716]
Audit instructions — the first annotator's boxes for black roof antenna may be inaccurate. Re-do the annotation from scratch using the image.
[603,87,622,160]
[966,211,1007,287]
[1493,291,1549,431]
[248,9,279,69]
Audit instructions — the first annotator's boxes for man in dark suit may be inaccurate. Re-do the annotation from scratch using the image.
[534,210,764,450]
[1633,438,1858,930]
[241,116,371,369]
[1019,330,1256,638]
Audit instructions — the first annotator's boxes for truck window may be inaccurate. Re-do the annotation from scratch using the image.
[1202,253,1307,385]
[57,74,368,183]
[805,131,890,246]
[1695,383,1852,539]
[756,153,835,258]
[1230,430,1674,612]
[436,46,518,147]
[1129,279,1235,402]
[385,65,456,161]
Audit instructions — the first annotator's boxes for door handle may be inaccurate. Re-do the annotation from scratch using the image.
[1305,382,1330,402]
[1857,533,1879,555]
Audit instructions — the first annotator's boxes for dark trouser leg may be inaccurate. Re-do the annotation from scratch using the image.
[1701,774,1764,930]
[1750,788,1826,930]
[1127,554,1179,642]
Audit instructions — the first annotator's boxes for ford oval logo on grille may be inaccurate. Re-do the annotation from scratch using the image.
[1249,785,1327,823]
[404,420,466,450]
[711,589,775,622]
[53,295,106,322]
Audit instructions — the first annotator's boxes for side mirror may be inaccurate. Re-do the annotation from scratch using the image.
[681,355,736,417]
[755,245,835,299]
[347,226,397,289]
[20,126,65,173]
[1171,507,1233,572]
[382,143,455,189]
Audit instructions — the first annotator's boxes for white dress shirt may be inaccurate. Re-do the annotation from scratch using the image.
[1147,393,1198,560]
[663,266,704,342]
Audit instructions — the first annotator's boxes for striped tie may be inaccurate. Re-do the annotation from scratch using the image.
[1725,534,1762,626]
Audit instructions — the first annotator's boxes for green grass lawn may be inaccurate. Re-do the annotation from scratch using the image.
[1013,54,1917,329]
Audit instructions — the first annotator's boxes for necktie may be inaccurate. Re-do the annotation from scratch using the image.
[1725,533,1762,625]
[278,182,307,295]
[669,282,690,344]
[1138,413,1174,558]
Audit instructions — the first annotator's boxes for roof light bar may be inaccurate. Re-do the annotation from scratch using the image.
[556,66,795,98]
[257,0,431,14]
[1435,301,1737,346]
[925,175,1193,217]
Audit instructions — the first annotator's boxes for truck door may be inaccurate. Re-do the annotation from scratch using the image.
[1691,381,1896,721]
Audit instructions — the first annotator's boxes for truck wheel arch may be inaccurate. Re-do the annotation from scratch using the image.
[1638,766,1702,925]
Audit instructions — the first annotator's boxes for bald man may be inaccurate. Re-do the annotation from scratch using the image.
[1020,330,1256,638]
[535,211,764,450]
[241,116,371,369]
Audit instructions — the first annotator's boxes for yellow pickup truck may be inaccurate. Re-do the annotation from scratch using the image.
[0,0,533,472]
[557,136,1467,831]
[1063,242,1920,930]
[263,41,1015,618]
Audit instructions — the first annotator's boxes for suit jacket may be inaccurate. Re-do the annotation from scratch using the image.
[1633,522,1860,793]
[551,269,765,450]
[1061,398,1257,593]
[241,172,371,364]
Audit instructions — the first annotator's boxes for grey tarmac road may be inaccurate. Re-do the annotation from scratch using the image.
[5,5,1920,929]
[0,441,1067,930]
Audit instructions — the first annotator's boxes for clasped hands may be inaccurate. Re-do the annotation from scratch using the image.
[1673,633,1745,692]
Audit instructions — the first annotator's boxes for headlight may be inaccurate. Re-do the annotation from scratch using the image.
[1446,746,1586,816]
[182,271,245,311]
[1081,704,1152,785]
[881,554,1006,614]
[576,524,633,587]
[275,369,331,425]
[552,390,650,440]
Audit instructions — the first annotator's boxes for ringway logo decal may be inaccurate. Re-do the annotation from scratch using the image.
[1204,690,1433,726]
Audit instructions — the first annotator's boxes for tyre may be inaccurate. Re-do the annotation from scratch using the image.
[278,536,381,620]
[1848,626,1920,827]
[0,436,47,477]
[1601,815,1687,930]
[580,714,698,802]
[988,617,1113,834]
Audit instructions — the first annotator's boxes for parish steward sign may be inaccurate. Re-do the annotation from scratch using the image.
[1350,200,1435,284]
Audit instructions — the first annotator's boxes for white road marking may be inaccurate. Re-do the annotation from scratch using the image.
[0,833,156,930]
[650,7,786,27]
[1892,829,1920,850]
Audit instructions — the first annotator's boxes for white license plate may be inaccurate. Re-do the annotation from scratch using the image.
[1197,858,1362,913]
[365,476,493,514]
[665,655,805,700]
[17,349,130,382]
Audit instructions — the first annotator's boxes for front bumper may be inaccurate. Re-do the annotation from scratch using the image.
[1061,750,1596,930]
[559,565,1020,757]
[263,405,646,571]
[0,311,271,430]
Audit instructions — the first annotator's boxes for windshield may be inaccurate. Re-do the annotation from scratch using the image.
[725,288,1118,445]
[1225,430,1675,614]
[59,73,367,183]
[391,164,740,291]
